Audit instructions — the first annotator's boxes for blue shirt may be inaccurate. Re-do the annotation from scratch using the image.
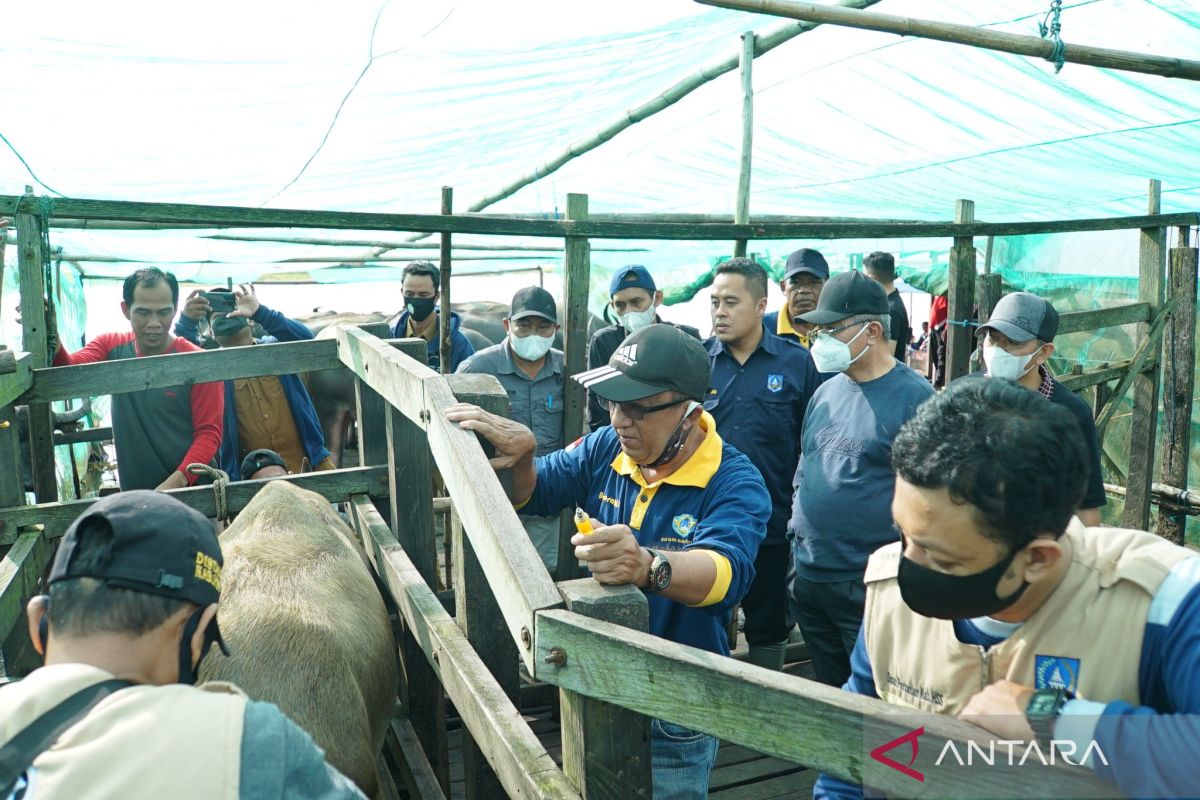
[813,556,1200,800]
[521,414,770,655]
[789,363,934,582]
[389,308,474,373]
[704,326,819,545]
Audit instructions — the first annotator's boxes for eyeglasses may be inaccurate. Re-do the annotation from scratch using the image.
[606,397,688,421]
[814,321,867,340]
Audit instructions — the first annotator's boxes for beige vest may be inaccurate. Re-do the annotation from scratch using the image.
[0,663,246,799]
[863,520,1195,714]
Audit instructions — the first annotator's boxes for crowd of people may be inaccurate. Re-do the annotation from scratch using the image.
[2,251,1196,800]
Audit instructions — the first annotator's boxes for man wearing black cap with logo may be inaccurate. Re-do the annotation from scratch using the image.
[973,292,1106,527]
[586,264,700,431]
[787,270,934,687]
[241,448,289,480]
[458,286,566,570]
[447,324,770,799]
[763,248,829,351]
[0,491,362,798]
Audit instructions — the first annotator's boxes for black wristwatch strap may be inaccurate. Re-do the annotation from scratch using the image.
[1026,687,1070,747]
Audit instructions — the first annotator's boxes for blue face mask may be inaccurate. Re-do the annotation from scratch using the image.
[510,332,553,361]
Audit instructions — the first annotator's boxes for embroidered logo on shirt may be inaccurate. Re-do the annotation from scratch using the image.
[766,373,784,393]
[612,344,638,366]
[1035,655,1080,692]
[672,514,698,538]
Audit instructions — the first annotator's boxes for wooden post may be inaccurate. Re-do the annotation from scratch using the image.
[445,374,520,800]
[353,322,392,469]
[976,274,1002,330]
[945,199,976,382]
[555,580,652,800]
[1156,232,1197,544]
[732,31,755,259]
[558,193,590,580]
[384,340,449,793]
[0,404,23,508]
[15,199,57,504]
[439,187,453,375]
[1124,180,1165,532]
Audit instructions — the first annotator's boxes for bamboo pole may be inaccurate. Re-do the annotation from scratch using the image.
[57,254,549,264]
[202,234,647,252]
[695,0,1200,80]
[440,187,453,376]
[373,0,886,255]
[733,30,755,259]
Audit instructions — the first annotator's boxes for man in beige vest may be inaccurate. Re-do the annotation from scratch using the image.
[0,491,363,799]
[814,379,1199,799]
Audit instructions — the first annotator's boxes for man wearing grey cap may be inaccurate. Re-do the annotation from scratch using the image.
[458,286,566,570]
[448,323,770,799]
[975,292,1106,526]
[0,491,363,798]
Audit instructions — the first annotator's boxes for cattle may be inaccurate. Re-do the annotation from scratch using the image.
[198,480,399,798]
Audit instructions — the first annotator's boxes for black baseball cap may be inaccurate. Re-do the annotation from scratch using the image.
[509,286,558,323]
[50,491,229,651]
[573,323,710,402]
[241,448,287,478]
[799,269,889,325]
[976,292,1059,343]
[783,248,830,282]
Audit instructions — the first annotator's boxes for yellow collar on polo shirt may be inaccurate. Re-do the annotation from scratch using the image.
[610,410,723,489]
[776,309,810,347]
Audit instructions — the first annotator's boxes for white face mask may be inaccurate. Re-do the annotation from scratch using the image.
[510,331,554,362]
[809,324,870,373]
[982,343,1039,381]
[617,306,656,334]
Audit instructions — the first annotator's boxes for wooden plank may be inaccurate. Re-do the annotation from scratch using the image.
[354,322,393,468]
[359,502,581,800]
[0,353,32,408]
[533,610,1117,797]
[0,528,52,644]
[22,336,425,404]
[0,466,388,545]
[353,495,449,794]
[693,0,1200,80]
[17,210,56,504]
[555,580,652,800]
[1124,180,1166,531]
[387,712,449,800]
[1057,302,1151,336]
[53,426,112,446]
[707,756,805,792]
[1156,244,1198,544]
[7,195,1197,241]
[1057,359,1148,392]
[447,377,520,800]
[0,405,25,509]
[732,30,755,259]
[558,194,590,581]
[708,769,816,799]
[336,327,564,672]
[1097,300,1174,441]
[945,199,976,382]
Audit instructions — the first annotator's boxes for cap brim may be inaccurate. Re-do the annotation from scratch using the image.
[783,266,826,281]
[798,309,853,325]
[510,310,557,323]
[572,365,666,402]
[976,319,1036,342]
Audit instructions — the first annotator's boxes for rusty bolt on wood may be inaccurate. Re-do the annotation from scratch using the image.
[543,647,567,667]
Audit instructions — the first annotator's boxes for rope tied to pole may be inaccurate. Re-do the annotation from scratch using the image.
[187,463,232,522]
[1038,0,1066,73]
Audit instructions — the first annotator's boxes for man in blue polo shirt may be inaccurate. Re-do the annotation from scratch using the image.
[446,324,770,800]
[704,257,819,671]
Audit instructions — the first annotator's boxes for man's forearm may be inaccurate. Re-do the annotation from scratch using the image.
[657,549,727,607]
[511,452,538,506]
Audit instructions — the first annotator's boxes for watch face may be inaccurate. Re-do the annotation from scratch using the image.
[649,553,672,592]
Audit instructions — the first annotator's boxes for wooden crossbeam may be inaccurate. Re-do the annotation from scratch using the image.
[1057,302,1150,336]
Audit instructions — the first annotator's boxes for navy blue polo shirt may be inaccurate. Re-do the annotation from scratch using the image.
[520,414,770,655]
[703,325,819,546]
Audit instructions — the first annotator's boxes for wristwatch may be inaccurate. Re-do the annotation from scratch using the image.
[1025,686,1070,747]
[643,548,672,594]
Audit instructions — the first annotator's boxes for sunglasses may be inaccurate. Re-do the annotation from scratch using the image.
[606,397,689,422]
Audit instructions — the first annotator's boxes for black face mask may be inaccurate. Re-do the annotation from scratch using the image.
[896,538,1031,620]
[638,404,696,468]
[178,606,224,685]
[405,296,437,322]
[211,314,248,338]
